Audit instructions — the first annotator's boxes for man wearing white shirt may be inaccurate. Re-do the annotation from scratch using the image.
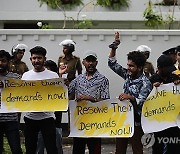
[21,46,58,154]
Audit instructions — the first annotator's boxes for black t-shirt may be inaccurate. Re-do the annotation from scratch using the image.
[150,73,179,84]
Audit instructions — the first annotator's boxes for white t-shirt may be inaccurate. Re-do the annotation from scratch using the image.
[21,69,59,120]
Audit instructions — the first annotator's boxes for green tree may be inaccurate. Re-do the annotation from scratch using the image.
[38,0,95,29]
[96,0,130,10]
[143,0,176,29]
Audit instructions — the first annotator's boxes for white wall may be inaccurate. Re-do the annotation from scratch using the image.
[1,29,180,122]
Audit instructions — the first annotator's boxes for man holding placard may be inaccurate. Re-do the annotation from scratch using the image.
[0,50,22,154]
[108,32,152,154]
[150,54,180,154]
[21,46,58,154]
[68,50,110,154]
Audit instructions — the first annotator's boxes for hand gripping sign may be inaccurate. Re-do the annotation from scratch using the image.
[69,99,134,138]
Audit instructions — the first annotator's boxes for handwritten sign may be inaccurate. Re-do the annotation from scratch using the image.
[69,99,134,138]
[142,83,180,133]
[0,78,68,112]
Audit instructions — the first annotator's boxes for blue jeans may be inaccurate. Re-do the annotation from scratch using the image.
[36,128,63,154]
[0,121,22,154]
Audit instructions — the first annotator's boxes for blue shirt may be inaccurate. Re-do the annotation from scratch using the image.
[68,70,110,100]
[108,57,152,115]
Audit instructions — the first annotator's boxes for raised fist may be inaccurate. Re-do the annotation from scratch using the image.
[109,32,120,49]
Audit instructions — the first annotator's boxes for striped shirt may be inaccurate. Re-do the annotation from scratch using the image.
[68,70,110,100]
[0,72,21,122]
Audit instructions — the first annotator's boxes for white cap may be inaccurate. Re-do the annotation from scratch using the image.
[83,50,97,59]
[12,44,28,54]
[14,44,28,51]
[59,39,76,46]
[136,45,151,53]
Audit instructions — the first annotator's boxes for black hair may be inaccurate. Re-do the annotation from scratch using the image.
[127,51,146,67]
[44,60,58,73]
[0,50,11,61]
[29,46,47,56]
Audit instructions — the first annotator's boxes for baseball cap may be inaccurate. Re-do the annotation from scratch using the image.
[59,39,76,46]
[136,45,151,53]
[83,50,97,60]
[157,55,176,74]
[176,45,180,52]
[162,47,176,55]
[157,55,174,67]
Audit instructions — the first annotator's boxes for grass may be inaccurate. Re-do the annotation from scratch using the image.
[3,137,26,154]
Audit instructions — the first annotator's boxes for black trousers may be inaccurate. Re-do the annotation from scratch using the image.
[0,121,22,154]
[72,137,101,154]
[152,127,180,154]
[24,117,58,154]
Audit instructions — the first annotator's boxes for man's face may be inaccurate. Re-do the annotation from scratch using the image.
[0,56,8,74]
[83,56,97,73]
[127,60,142,79]
[143,51,150,60]
[158,67,171,77]
[62,46,70,55]
[16,49,25,60]
[30,54,46,72]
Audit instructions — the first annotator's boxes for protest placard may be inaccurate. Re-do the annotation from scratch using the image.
[0,78,68,112]
[142,83,180,133]
[69,99,134,138]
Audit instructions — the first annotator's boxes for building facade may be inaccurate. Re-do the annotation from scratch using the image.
[0,0,180,29]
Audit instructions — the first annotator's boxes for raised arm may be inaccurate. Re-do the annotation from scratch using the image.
[109,32,120,58]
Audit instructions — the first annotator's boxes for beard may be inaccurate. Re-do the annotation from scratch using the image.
[128,69,140,79]
[32,63,44,71]
[86,66,96,74]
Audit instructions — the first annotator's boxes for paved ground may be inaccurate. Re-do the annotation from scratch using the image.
[63,143,152,154]
[62,138,152,154]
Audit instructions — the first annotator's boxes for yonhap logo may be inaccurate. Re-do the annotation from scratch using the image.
[141,133,155,148]
[157,137,180,144]
[141,134,180,148]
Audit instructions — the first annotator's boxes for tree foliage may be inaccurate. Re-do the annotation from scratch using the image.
[96,0,130,10]
[38,0,83,9]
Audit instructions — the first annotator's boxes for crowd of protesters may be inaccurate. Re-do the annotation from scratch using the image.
[0,33,179,154]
